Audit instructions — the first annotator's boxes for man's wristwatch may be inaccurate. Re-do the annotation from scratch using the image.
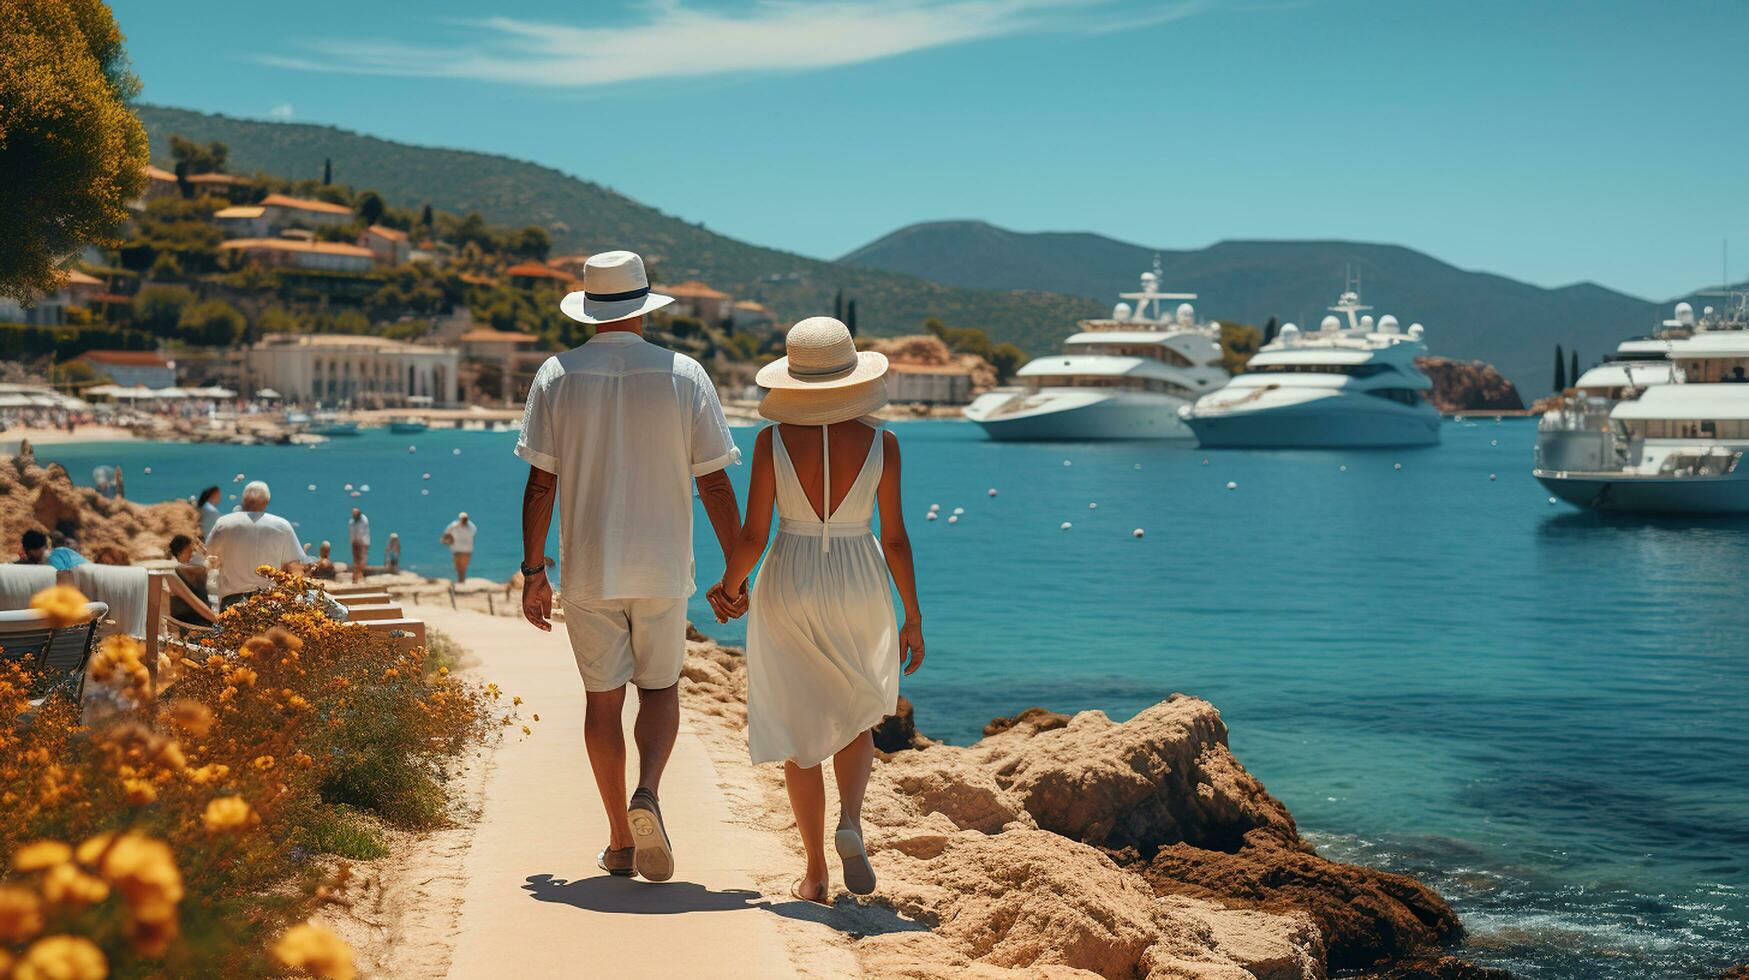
[520,561,547,577]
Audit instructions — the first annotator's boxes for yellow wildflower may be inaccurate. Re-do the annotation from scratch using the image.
[0,885,44,942]
[532,714,541,722]
[274,922,356,980]
[292,752,314,769]
[521,725,531,736]
[186,763,230,785]
[12,935,106,980]
[164,700,214,738]
[122,777,158,805]
[28,586,90,629]
[512,695,523,706]
[383,667,399,678]
[437,666,448,676]
[41,863,109,910]
[78,832,184,907]
[226,665,258,687]
[253,755,276,771]
[11,840,71,873]
[202,796,256,832]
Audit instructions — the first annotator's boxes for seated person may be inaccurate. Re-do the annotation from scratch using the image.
[307,541,338,580]
[166,534,212,623]
[47,532,90,570]
[16,529,48,564]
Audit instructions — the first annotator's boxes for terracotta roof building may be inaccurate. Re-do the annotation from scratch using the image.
[72,350,177,389]
[220,238,376,273]
[657,280,733,324]
[358,225,412,267]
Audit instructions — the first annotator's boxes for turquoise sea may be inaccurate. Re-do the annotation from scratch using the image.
[36,420,1749,978]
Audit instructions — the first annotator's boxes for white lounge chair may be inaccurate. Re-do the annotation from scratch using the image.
[0,601,109,706]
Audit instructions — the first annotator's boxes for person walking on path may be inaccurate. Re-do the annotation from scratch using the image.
[517,250,745,883]
[207,480,305,610]
[441,512,476,582]
[710,317,925,905]
[348,507,370,583]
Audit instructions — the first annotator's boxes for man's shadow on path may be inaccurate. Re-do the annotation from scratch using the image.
[524,873,929,938]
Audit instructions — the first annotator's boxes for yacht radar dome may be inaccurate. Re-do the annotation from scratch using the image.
[1175,302,1196,326]
[1378,314,1399,333]
[1675,301,1695,326]
[1408,323,1425,339]
[1320,315,1341,332]
[1278,323,1300,345]
[1360,314,1375,331]
[1112,302,1133,321]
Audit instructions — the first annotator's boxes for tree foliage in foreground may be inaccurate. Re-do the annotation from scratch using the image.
[0,0,148,302]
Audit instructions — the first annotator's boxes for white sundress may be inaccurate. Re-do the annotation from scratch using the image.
[746,422,900,768]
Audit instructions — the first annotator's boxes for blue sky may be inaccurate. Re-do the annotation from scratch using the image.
[111,0,1747,299]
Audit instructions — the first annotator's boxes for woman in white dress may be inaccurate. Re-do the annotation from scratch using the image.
[712,317,925,905]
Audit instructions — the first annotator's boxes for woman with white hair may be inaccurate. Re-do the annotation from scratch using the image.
[206,480,306,609]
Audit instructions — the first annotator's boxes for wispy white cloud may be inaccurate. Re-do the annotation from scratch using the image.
[258,0,1207,88]
[267,103,295,120]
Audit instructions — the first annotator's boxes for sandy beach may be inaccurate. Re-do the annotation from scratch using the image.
[0,424,137,448]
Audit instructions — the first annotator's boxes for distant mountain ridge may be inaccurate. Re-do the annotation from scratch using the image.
[134,106,1101,353]
[841,221,1691,394]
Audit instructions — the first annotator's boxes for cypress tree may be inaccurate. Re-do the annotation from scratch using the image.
[1554,344,1566,390]
[322,158,332,185]
[1570,350,1579,385]
[420,203,433,230]
[833,290,844,321]
[846,299,858,335]
[1262,316,1278,345]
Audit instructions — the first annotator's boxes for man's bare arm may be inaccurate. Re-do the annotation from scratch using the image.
[520,466,558,630]
[695,468,741,562]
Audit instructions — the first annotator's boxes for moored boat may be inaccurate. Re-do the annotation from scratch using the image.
[962,262,1229,441]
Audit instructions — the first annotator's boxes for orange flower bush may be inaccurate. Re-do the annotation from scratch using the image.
[0,574,514,975]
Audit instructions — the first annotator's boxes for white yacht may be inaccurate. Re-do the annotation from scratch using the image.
[1535,293,1749,513]
[1179,287,1440,448]
[961,266,1228,440]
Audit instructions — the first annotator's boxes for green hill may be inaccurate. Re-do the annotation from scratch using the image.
[134,106,1100,352]
[841,220,1674,394]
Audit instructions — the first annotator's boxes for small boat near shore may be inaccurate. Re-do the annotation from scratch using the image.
[388,418,430,434]
[308,413,360,437]
[1536,292,1749,513]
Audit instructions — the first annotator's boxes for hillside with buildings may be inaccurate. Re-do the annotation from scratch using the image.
[133,105,1105,354]
[1,142,997,413]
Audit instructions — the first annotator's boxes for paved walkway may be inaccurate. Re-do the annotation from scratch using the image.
[415,607,819,980]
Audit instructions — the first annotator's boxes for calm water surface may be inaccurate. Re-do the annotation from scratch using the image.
[39,420,1749,978]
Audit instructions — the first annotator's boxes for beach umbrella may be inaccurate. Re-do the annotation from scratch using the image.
[256,388,283,400]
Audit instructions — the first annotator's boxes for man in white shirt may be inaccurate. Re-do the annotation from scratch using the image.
[441,512,476,582]
[207,480,305,609]
[348,507,370,583]
[517,250,744,883]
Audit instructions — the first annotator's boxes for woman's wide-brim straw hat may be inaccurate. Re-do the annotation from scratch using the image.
[758,317,889,425]
[560,250,673,324]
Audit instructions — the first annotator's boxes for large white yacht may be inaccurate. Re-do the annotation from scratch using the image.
[1178,286,1440,448]
[961,266,1228,441]
[1535,292,1749,513]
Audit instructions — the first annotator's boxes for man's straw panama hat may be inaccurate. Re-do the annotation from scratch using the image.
[560,250,673,325]
[757,317,889,425]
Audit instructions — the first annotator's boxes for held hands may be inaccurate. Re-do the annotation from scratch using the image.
[522,569,553,632]
[900,618,925,675]
[707,580,749,623]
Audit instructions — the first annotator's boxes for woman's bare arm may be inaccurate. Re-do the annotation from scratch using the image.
[719,427,777,597]
[875,430,925,674]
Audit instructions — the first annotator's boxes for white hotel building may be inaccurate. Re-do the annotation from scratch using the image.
[245,334,460,405]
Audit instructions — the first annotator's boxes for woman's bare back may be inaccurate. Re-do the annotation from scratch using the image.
[775,421,880,521]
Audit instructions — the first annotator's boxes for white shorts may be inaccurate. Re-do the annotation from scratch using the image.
[561,596,688,692]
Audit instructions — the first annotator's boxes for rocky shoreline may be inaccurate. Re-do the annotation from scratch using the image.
[680,632,1505,979]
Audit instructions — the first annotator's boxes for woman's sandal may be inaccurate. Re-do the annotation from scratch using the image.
[790,877,831,906]
[834,827,876,895]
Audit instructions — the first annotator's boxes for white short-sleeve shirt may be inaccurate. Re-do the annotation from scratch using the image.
[443,520,477,554]
[348,514,370,547]
[208,511,305,598]
[515,331,740,602]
